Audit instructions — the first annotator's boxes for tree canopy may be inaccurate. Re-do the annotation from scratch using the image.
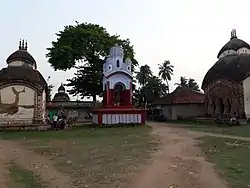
[158,60,174,93]
[175,76,200,91]
[134,65,168,107]
[46,22,138,101]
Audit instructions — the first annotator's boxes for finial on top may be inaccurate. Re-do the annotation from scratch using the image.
[231,29,237,39]
[19,39,22,49]
[25,40,28,50]
[18,39,28,50]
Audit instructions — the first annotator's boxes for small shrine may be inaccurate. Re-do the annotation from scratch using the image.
[92,44,145,125]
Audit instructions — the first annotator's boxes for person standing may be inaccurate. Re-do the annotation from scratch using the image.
[52,113,58,130]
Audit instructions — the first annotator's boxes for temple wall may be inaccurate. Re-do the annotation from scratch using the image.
[0,85,35,124]
[243,77,250,119]
[204,78,245,117]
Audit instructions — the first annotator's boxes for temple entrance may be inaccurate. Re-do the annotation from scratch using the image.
[114,82,126,106]
[227,98,231,114]
[218,98,224,115]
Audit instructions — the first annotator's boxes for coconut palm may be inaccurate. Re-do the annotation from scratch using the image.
[158,60,174,93]
[175,76,200,91]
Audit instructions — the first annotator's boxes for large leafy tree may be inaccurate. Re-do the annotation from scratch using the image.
[175,76,200,91]
[134,65,167,107]
[158,60,174,93]
[46,22,138,102]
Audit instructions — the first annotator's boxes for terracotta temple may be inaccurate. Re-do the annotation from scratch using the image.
[202,29,250,119]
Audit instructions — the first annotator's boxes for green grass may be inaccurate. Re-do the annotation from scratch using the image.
[164,121,250,137]
[198,136,250,188]
[1,125,158,188]
[8,163,46,188]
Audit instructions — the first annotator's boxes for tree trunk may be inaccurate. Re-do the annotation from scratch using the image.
[93,95,97,107]
[167,81,169,94]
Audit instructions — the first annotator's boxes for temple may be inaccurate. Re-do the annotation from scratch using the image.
[52,83,70,101]
[92,44,145,125]
[0,40,48,124]
[202,29,250,119]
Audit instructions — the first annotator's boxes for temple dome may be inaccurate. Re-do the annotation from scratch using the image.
[217,29,250,58]
[58,84,65,92]
[202,30,250,89]
[52,84,70,101]
[6,40,37,69]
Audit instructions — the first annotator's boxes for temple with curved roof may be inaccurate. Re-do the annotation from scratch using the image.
[52,83,70,102]
[202,29,250,118]
[0,40,48,124]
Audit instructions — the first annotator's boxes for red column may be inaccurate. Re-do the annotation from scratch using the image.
[130,81,133,104]
[106,82,110,105]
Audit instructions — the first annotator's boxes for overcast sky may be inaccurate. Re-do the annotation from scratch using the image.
[0,0,249,100]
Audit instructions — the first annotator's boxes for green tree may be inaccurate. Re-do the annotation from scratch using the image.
[46,22,138,102]
[134,65,167,106]
[175,76,200,91]
[158,60,174,93]
[187,78,200,91]
[46,76,54,101]
[135,65,153,107]
[145,76,168,103]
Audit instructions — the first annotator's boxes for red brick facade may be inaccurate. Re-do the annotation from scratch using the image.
[204,78,244,117]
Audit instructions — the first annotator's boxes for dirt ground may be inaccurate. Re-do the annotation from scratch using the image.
[0,123,236,188]
[130,122,229,188]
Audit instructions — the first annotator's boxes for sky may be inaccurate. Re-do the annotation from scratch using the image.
[0,0,249,100]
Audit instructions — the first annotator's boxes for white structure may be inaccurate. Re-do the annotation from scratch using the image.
[102,44,133,106]
[103,44,132,90]
[92,44,145,125]
[243,77,250,119]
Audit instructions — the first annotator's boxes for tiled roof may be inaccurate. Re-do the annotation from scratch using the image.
[151,86,204,105]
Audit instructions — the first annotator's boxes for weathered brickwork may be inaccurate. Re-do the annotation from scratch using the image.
[0,81,46,124]
[204,78,245,117]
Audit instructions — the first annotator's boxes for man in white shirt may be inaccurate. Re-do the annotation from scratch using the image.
[52,113,58,130]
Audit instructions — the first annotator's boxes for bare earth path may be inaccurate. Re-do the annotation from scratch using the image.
[0,140,75,188]
[130,122,229,188]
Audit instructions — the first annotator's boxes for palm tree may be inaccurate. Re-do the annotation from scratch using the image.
[187,78,200,91]
[135,65,152,86]
[175,77,200,92]
[158,60,174,93]
[175,76,188,87]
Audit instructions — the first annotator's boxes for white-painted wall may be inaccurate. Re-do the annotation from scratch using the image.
[0,85,35,123]
[102,114,141,124]
[161,103,205,120]
[8,60,34,69]
[243,77,250,119]
[107,73,131,89]
[219,47,250,59]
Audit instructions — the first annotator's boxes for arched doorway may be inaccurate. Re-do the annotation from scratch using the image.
[114,82,126,106]
[227,98,231,115]
[218,98,224,115]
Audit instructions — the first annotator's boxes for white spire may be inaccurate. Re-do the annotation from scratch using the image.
[109,44,124,58]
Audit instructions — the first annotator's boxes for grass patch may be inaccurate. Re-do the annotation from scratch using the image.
[198,136,250,188]
[8,163,46,188]
[2,125,158,188]
[165,122,250,137]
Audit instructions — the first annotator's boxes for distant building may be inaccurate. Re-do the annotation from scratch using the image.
[150,86,205,120]
[52,83,70,101]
